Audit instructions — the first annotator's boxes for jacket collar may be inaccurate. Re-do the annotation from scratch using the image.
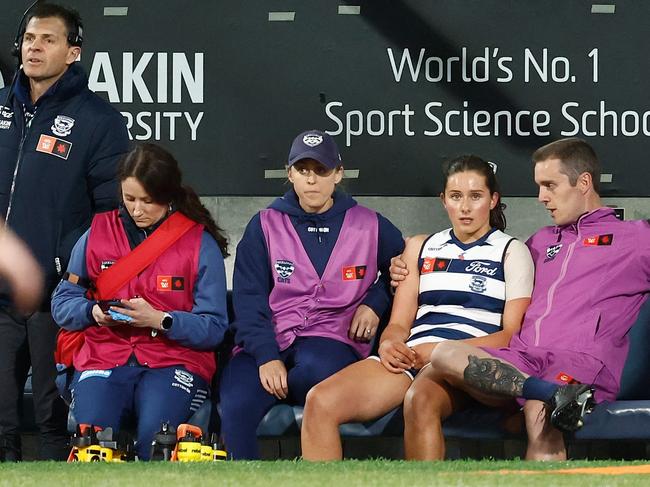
[14,62,87,110]
[553,207,616,237]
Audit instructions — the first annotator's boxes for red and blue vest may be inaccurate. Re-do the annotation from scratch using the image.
[74,210,215,381]
[260,205,379,358]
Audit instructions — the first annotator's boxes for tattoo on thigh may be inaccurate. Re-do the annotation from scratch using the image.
[463,355,525,397]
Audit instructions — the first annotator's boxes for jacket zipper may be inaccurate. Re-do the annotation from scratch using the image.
[533,223,582,346]
[5,108,34,225]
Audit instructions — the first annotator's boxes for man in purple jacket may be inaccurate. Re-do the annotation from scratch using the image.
[391,138,650,461]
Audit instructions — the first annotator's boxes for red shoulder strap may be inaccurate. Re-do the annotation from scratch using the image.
[93,212,198,300]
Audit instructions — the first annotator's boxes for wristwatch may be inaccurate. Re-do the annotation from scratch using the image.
[160,312,173,332]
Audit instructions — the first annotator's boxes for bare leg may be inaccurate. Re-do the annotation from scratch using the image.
[301,359,412,461]
[524,400,567,460]
[433,342,568,460]
[430,341,529,403]
[403,365,468,460]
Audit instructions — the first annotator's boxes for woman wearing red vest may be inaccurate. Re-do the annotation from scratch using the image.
[219,130,404,459]
[51,144,229,460]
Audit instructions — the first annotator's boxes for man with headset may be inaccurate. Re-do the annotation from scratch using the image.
[0,3,129,461]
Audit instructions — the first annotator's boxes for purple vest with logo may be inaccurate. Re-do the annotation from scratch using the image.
[260,205,379,358]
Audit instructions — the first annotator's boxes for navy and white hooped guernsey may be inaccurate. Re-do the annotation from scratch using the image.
[406,228,515,347]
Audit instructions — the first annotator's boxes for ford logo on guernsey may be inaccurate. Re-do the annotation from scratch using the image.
[464,260,498,276]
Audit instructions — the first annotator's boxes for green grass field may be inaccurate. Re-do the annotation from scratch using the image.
[1,460,649,487]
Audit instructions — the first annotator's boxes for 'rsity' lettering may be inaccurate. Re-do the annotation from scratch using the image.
[465,261,497,276]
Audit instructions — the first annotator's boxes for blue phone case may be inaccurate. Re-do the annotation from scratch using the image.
[108,309,132,322]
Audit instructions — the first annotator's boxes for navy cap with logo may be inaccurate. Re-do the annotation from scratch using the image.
[288,130,342,170]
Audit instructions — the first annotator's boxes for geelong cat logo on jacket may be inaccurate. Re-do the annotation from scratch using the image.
[51,115,75,137]
[274,260,295,283]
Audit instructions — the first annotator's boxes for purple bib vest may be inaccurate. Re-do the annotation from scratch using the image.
[260,205,379,358]
[78,210,216,382]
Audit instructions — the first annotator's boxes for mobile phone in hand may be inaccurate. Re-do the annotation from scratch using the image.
[108,309,132,322]
[98,299,124,313]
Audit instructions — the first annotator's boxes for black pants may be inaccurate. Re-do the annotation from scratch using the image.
[0,308,69,461]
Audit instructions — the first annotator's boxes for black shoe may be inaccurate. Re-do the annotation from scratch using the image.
[549,384,595,433]
[0,435,22,462]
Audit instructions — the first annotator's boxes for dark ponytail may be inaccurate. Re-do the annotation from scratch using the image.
[176,184,229,256]
[118,143,229,256]
[442,155,507,231]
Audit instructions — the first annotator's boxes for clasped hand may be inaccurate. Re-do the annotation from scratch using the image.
[378,339,417,374]
[91,297,165,330]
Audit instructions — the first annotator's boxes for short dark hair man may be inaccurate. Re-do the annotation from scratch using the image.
[0,3,129,461]
[391,138,650,460]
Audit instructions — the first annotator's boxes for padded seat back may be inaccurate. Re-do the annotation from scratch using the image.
[617,297,650,400]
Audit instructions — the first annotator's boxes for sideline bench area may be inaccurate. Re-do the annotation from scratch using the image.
[21,296,650,460]
[251,298,650,459]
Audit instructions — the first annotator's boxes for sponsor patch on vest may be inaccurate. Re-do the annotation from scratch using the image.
[545,244,563,262]
[157,275,186,291]
[469,275,487,293]
[274,260,294,283]
[556,372,579,384]
[100,260,115,270]
[583,233,613,246]
[0,119,11,130]
[51,115,75,137]
[35,134,72,160]
[342,265,366,281]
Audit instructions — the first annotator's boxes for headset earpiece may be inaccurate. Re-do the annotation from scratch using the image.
[11,17,27,60]
[67,23,83,48]
[11,40,21,59]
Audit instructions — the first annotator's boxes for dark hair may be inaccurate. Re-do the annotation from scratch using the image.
[532,138,601,194]
[26,3,83,47]
[442,155,506,231]
[118,144,229,256]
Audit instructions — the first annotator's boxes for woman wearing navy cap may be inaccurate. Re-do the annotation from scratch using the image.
[219,130,404,459]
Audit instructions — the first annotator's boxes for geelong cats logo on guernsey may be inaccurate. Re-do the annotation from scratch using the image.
[51,115,75,137]
[274,260,295,283]
[545,244,563,262]
[469,275,487,293]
